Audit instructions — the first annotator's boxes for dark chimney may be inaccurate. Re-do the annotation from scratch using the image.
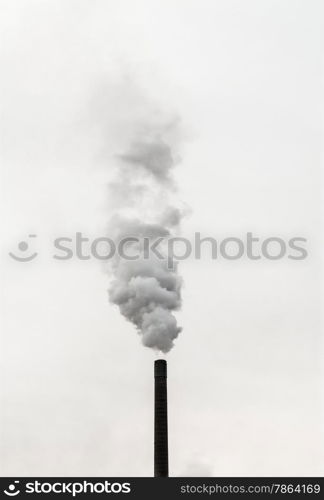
[154,359,169,477]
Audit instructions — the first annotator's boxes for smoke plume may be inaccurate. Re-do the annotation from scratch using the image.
[108,104,184,353]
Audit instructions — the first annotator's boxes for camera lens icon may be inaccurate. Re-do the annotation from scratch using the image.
[4,481,20,496]
[9,234,38,262]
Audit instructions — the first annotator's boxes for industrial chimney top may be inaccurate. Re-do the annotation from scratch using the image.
[154,359,167,378]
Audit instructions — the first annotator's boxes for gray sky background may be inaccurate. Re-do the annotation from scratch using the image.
[1,0,323,476]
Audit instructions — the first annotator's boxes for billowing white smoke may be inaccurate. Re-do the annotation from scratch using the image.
[108,115,184,353]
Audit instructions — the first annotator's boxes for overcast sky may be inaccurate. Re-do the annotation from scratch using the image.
[1,0,323,476]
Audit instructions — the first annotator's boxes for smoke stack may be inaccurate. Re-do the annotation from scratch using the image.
[154,359,169,477]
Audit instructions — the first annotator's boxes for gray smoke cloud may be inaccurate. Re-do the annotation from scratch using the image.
[119,140,174,180]
[107,107,185,353]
